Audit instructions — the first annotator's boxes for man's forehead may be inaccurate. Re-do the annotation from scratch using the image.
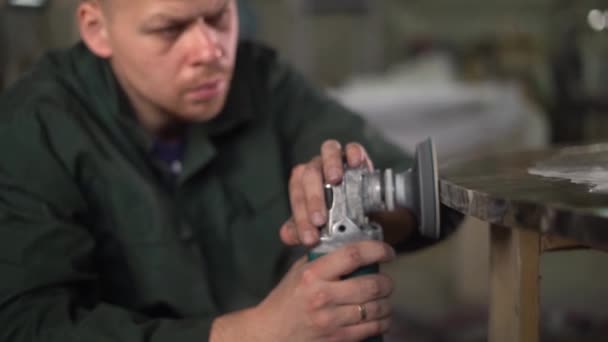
[104,0,229,13]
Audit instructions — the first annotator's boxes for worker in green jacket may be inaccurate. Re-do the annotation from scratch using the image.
[0,0,455,341]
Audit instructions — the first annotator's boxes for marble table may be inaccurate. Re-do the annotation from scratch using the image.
[440,143,608,342]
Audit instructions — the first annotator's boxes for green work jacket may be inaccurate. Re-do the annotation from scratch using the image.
[0,41,415,341]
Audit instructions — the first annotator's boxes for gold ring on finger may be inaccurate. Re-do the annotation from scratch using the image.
[358,304,368,322]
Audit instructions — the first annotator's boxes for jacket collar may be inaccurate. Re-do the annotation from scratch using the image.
[70,41,256,153]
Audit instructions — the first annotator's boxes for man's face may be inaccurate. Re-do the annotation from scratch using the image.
[92,0,239,124]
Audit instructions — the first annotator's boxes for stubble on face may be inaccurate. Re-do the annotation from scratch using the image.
[94,0,239,138]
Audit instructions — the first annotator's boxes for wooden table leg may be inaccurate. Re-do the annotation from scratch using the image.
[489,225,541,342]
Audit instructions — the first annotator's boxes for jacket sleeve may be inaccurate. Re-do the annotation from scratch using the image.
[0,115,214,342]
[264,51,461,250]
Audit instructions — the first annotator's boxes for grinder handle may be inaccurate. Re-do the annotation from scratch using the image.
[308,252,383,342]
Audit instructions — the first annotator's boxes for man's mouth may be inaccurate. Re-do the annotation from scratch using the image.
[186,79,226,102]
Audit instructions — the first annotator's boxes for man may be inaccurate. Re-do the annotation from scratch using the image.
[0,0,452,341]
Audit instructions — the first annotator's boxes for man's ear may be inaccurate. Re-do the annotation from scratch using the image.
[78,1,112,58]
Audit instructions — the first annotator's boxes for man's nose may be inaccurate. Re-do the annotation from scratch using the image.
[186,19,223,65]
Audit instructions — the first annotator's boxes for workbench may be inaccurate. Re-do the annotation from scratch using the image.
[440,143,608,342]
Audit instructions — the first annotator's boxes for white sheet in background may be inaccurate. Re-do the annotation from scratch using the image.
[329,53,549,162]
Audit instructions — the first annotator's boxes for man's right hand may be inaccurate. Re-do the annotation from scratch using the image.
[251,240,396,341]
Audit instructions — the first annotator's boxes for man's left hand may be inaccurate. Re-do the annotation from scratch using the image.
[280,140,373,247]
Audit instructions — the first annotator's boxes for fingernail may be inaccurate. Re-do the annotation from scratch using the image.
[390,248,397,258]
[303,231,317,245]
[312,212,325,226]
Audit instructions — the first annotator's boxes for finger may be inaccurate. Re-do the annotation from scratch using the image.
[302,157,327,227]
[289,164,319,246]
[307,241,396,280]
[310,299,391,332]
[321,140,344,184]
[307,274,393,311]
[331,317,392,341]
[279,218,300,246]
[344,142,374,171]
[341,299,392,326]
[326,274,394,305]
[344,143,365,168]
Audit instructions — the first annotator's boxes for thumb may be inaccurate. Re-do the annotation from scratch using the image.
[279,218,301,246]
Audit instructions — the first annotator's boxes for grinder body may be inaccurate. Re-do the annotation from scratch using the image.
[308,168,385,342]
[307,138,440,342]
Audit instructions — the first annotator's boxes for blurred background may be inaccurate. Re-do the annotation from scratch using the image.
[2,0,608,341]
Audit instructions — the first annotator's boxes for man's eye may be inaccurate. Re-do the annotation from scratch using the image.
[206,10,229,27]
[157,25,184,39]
